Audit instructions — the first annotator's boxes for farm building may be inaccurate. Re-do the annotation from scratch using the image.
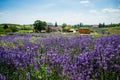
[92,25,98,28]
[48,26,61,32]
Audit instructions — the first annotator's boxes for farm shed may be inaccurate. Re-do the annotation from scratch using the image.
[76,28,90,34]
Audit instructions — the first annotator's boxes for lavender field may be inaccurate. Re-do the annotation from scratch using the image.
[0,33,120,80]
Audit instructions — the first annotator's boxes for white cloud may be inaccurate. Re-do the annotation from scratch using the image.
[102,8,120,13]
[80,0,90,4]
[89,8,120,14]
[0,8,120,25]
[0,11,119,25]
[89,10,98,14]
[88,8,120,24]
[79,0,91,6]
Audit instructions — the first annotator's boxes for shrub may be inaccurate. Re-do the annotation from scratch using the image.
[5,28,12,33]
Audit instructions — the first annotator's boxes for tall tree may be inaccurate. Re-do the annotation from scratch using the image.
[55,22,58,27]
[99,23,102,28]
[80,22,83,27]
[62,23,67,32]
[103,23,105,28]
[3,24,8,29]
[62,23,67,29]
[33,20,47,32]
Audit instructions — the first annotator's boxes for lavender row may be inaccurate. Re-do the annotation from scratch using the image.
[0,34,120,80]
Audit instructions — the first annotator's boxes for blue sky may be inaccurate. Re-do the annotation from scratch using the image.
[0,0,120,25]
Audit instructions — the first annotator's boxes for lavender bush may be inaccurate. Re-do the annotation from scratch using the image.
[0,34,120,80]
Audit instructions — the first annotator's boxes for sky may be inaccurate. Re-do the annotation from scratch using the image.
[0,0,120,25]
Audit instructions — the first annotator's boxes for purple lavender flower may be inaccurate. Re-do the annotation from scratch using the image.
[26,72,30,80]
[0,74,6,80]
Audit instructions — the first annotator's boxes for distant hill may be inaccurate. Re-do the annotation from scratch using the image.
[0,23,20,27]
[0,24,33,29]
[0,23,34,33]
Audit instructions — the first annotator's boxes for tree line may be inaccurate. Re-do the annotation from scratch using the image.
[0,24,18,33]
[0,20,120,33]
[98,23,120,28]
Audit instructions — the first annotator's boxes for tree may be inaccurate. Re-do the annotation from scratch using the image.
[5,28,12,33]
[33,20,47,32]
[10,25,18,32]
[79,22,83,27]
[65,25,72,32]
[3,24,8,29]
[98,23,102,28]
[62,23,67,29]
[55,22,58,27]
[99,23,106,28]
[62,23,67,32]
[103,23,105,28]
[0,27,5,33]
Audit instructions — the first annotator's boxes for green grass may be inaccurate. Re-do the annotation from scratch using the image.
[91,26,120,35]
[29,36,37,43]
[18,30,33,33]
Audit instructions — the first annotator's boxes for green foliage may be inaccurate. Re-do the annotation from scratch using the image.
[29,63,47,80]
[0,63,17,80]
[0,24,18,33]
[62,23,67,32]
[29,36,37,43]
[5,28,12,33]
[16,67,28,80]
[0,24,34,33]
[64,25,72,32]
[0,40,15,48]
[9,26,18,32]
[73,24,92,29]
[55,22,58,27]
[62,23,67,29]
[18,30,33,33]
[79,22,83,27]
[73,22,83,28]
[99,23,106,28]
[33,20,47,32]
[106,23,120,27]
[99,23,120,28]
[39,42,44,54]
[0,27,5,33]
[21,25,33,30]
[3,24,8,29]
